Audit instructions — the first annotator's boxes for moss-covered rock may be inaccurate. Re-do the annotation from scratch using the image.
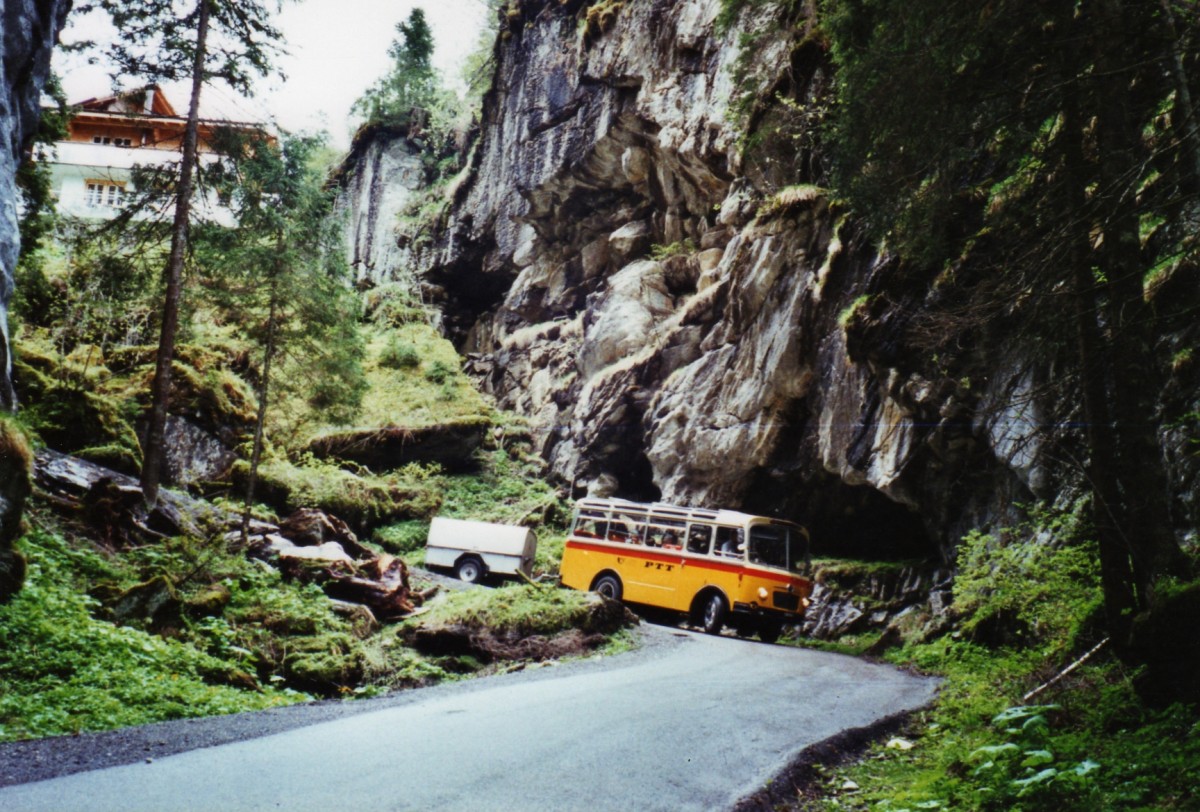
[403,586,635,663]
[281,632,364,693]
[233,458,442,535]
[0,419,33,602]
[305,416,490,473]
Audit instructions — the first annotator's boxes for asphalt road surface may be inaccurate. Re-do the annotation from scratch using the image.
[0,627,939,812]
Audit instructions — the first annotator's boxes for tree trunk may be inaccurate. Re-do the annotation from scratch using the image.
[1089,0,1190,612]
[140,0,211,507]
[1063,93,1139,640]
[1159,0,1200,188]
[240,252,281,547]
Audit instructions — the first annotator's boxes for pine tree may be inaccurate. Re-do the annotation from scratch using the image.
[200,132,365,542]
[75,0,283,505]
[351,8,443,126]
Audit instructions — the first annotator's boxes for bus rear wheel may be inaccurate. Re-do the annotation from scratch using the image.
[593,574,623,601]
[701,593,726,635]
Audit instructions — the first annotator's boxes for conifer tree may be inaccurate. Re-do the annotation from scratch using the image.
[352,8,443,126]
[201,132,364,542]
[76,0,283,505]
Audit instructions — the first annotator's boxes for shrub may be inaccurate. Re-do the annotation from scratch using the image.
[424,359,456,384]
[379,337,421,369]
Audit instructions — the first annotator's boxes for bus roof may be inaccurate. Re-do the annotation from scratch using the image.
[574,497,802,528]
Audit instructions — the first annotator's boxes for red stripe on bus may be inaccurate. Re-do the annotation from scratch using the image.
[564,539,805,586]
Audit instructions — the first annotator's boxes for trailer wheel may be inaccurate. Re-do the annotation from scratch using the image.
[593,574,623,601]
[701,592,727,635]
[455,556,485,584]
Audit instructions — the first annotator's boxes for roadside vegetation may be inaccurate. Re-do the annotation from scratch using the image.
[788,508,1200,811]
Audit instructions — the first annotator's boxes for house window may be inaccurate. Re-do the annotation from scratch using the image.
[86,180,126,208]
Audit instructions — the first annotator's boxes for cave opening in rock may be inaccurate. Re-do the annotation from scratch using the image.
[589,450,661,504]
[745,475,936,562]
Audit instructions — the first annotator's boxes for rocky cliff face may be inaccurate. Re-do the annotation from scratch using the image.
[0,0,72,600]
[1,0,70,410]
[350,0,1198,562]
[333,126,427,286]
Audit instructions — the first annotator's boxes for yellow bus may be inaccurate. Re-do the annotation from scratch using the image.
[559,497,813,642]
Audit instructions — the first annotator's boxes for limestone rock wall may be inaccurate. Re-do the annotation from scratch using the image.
[343,0,1197,560]
[1,0,71,409]
[414,0,1006,558]
[332,127,427,285]
[0,0,72,599]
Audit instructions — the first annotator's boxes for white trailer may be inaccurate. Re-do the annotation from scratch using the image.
[424,517,538,583]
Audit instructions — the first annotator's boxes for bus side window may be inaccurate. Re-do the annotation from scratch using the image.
[715,527,743,558]
[687,525,712,554]
[573,514,608,539]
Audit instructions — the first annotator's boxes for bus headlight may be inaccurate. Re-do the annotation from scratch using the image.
[801,597,811,609]
[757,587,769,600]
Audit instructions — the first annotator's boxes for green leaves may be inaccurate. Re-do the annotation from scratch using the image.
[78,0,283,95]
[352,8,449,128]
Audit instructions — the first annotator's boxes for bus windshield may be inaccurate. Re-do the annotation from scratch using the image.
[748,524,806,572]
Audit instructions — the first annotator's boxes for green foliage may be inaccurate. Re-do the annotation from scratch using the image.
[14,75,68,274]
[961,705,1103,807]
[241,455,442,533]
[439,447,569,526]
[648,239,696,261]
[363,282,428,327]
[461,0,504,103]
[0,530,307,741]
[352,8,447,127]
[355,323,492,430]
[955,514,1101,649]
[807,506,1199,811]
[406,583,609,638]
[837,294,872,328]
[75,0,282,96]
[372,520,430,555]
[424,359,455,384]
[370,440,570,576]
[379,336,421,369]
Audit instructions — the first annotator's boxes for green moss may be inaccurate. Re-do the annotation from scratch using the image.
[837,293,874,328]
[354,324,492,431]
[406,583,625,638]
[373,520,430,554]
[236,456,442,533]
[0,529,309,741]
[648,239,697,261]
[379,336,421,369]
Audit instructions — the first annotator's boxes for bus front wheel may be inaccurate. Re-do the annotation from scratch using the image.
[594,574,623,601]
[701,593,726,635]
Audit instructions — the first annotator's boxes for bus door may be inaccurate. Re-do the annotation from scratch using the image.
[623,517,685,604]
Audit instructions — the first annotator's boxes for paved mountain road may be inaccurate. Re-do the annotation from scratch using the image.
[0,627,938,811]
